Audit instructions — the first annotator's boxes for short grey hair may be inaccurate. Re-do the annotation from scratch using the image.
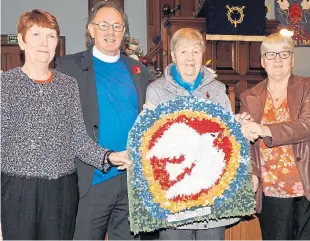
[261,33,294,55]
[85,1,129,48]
[170,28,206,52]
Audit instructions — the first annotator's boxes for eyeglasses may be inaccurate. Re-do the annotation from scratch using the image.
[91,21,124,32]
[263,51,293,60]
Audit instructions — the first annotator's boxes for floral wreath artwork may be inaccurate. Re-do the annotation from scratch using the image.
[127,96,255,234]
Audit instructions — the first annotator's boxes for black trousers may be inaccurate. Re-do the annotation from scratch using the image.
[73,173,134,240]
[1,172,79,240]
[258,194,310,240]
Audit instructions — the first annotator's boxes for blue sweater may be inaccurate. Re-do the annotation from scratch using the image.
[92,57,138,185]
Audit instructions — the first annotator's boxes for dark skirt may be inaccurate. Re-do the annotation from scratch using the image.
[1,172,79,240]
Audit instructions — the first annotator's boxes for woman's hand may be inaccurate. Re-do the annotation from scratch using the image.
[143,102,156,110]
[252,175,259,192]
[108,151,132,170]
[241,122,272,142]
[235,112,254,125]
[241,122,262,142]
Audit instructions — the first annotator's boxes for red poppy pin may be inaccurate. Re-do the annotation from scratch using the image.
[132,65,141,75]
[205,92,210,99]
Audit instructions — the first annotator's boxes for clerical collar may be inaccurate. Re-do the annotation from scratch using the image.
[92,46,120,63]
[171,64,202,94]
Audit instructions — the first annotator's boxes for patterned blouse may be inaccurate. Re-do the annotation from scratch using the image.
[259,92,304,197]
[1,68,107,179]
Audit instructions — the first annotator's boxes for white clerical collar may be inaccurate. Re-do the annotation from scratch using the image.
[92,46,120,63]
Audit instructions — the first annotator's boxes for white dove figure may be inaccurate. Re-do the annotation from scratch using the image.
[146,122,226,199]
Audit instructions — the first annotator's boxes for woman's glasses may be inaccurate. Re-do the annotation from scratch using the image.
[263,51,292,60]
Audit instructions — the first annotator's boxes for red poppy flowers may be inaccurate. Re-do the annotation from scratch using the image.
[132,65,141,74]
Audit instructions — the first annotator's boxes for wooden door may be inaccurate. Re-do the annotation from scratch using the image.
[1,35,66,71]
[1,44,22,72]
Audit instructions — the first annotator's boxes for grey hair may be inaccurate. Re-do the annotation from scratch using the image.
[261,33,294,55]
[85,1,129,48]
[170,28,206,52]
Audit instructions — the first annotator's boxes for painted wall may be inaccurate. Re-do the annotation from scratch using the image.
[124,0,147,54]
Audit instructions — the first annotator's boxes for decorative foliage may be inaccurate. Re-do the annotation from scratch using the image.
[124,36,144,60]
[127,96,255,234]
[139,56,163,82]
[146,66,163,82]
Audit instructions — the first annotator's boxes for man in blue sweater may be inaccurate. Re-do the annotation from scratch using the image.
[55,1,148,239]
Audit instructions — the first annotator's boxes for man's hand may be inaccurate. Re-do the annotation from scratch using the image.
[108,151,132,170]
[252,175,259,193]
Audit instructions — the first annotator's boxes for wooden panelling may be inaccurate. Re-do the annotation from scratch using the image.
[248,42,264,73]
[194,0,200,12]
[1,45,22,71]
[225,216,262,240]
[179,0,196,17]
[147,0,198,52]
[215,41,237,72]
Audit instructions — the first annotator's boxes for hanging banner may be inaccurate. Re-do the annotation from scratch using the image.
[275,0,310,47]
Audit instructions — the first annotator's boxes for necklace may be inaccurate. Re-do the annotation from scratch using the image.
[267,86,287,104]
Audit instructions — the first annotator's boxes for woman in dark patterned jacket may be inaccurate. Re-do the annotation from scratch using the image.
[1,9,131,240]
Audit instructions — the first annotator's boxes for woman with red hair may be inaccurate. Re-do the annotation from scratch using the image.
[1,9,131,240]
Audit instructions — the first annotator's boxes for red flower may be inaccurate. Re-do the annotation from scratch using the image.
[132,65,141,74]
[205,92,210,99]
